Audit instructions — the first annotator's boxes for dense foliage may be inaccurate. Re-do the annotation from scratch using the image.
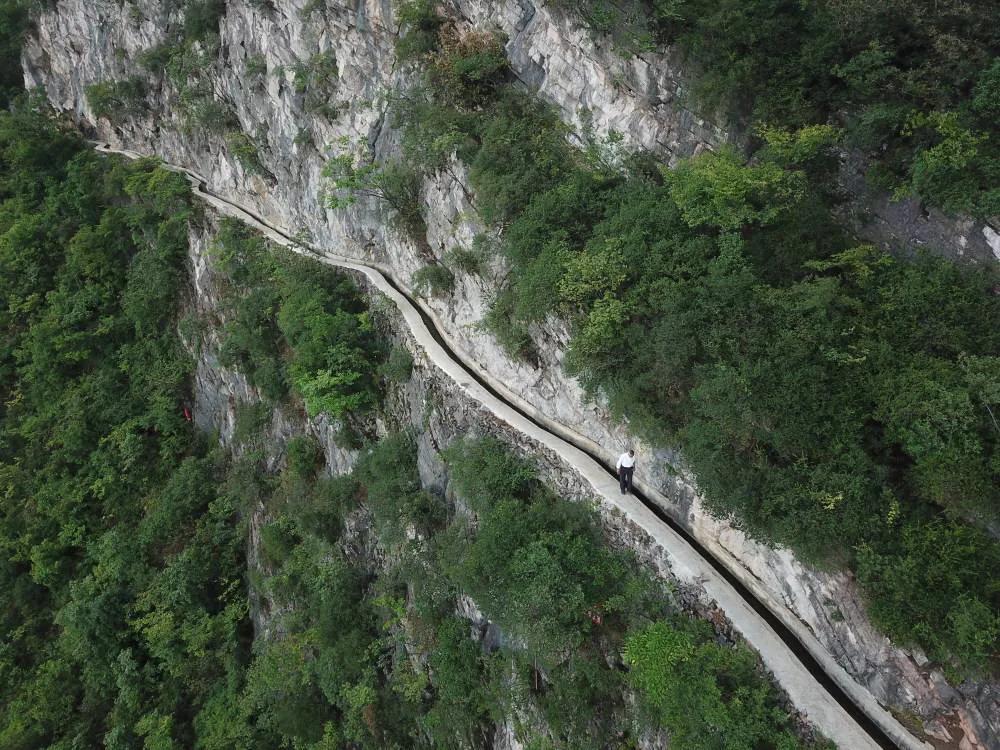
[211,219,386,418]
[238,434,816,749]
[0,106,384,747]
[435,439,815,749]
[1,10,834,747]
[0,0,28,108]
[0,106,251,748]
[0,103,812,747]
[625,619,804,749]
[558,0,1000,217]
[390,14,1000,674]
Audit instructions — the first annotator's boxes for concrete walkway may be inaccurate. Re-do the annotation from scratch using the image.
[94,143,924,750]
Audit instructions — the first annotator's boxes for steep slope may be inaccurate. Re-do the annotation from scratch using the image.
[22,0,999,746]
[1,122,828,746]
[184,207,834,749]
[150,141,891,746]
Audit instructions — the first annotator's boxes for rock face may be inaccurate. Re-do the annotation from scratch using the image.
[183,211,683,750]
[23,0,998,747]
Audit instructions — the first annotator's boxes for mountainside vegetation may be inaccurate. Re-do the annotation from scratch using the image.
[210,218,387,421]
[383,8,1000,676]
[0,103,247,748]
[560,0,1000,218]
[0,0,29,108]
[4,0,999,743]
[0,103,820,748]
[236,431,824,749]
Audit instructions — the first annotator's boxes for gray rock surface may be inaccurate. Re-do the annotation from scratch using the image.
[24,0,999,746]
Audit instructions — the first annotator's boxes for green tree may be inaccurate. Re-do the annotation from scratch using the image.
[0,0,28,108]
[625,620,802,749]
[668,148,807,230]
[86,77,148,120]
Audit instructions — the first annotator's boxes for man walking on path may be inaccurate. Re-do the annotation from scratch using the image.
[617,449,635,494]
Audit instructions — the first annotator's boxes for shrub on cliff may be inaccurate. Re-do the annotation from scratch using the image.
[85,76,148,120]
[395,0,445,62]
[413,261,455,297]
[0,0,28,108]
[212,219,386,419]
[184,0,226,43]
[323,147,427,240]
[857,520,1000,675]
[428,26,510,110]
[625,619,806,749]
[224,130,266,175]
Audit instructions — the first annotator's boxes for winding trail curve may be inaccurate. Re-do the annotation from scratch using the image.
[95,143,923,750]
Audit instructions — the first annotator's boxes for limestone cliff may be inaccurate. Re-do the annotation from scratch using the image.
[23,0,999,746]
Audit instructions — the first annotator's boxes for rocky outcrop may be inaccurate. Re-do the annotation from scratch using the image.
[838,151,1000,266]
[24,0,999,747]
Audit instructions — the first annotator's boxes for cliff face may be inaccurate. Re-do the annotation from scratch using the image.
[24,0,998,746]
[182,213,686,749]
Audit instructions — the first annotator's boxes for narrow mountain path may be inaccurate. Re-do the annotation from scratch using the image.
[94,143,921,750]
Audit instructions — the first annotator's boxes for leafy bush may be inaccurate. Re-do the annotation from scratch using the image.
[137,41,182,71]
[857,520,1000,674]
[285,435,323,478]
[395,0,444,61]
[421,617,493,745]
[224,130,266,175]
[380,345,414,383]
[182,95,236,133]
[668,147,806,230]
[232,401,273,450]
[324,148,427,239]
[446,243,484,274]
[467,91,576,224]
[245,53,267,78]
[429,26,510,109]
[260,516,300,567]
[413,261,455,297]
[213,219,386,417]
[86,76,147,120]
[625,619,803,749]
[290,50,340,114]
[355,433,444,542]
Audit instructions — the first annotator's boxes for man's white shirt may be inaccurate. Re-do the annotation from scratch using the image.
[617,452,635,470]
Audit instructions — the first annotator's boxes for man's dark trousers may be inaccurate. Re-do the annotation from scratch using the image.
[619,467,634,494]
